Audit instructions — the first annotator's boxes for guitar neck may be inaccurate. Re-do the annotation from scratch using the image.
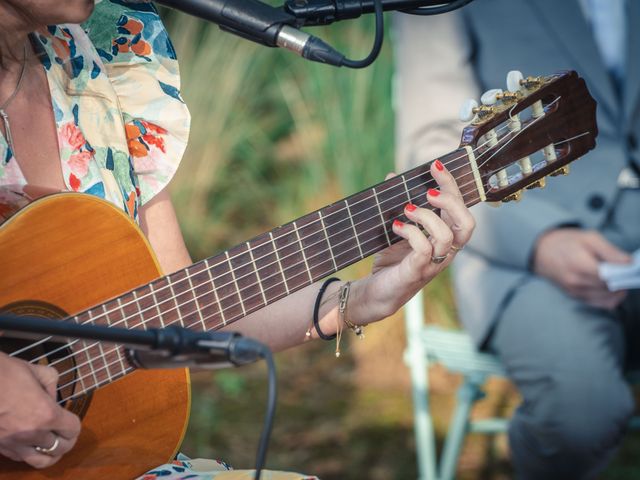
[71,148,478,393]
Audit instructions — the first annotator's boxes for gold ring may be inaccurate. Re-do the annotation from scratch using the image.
[35,437,59,456]
[450,244,463,252]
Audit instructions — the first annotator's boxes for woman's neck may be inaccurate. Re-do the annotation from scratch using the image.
[0,3,37,74]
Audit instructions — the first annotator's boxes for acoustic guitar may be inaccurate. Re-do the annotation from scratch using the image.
[0,71,596,478]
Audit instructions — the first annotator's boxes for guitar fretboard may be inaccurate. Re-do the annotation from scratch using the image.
[66,148,480,400]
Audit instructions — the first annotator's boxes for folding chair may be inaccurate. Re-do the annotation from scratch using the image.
[404,291,640,480]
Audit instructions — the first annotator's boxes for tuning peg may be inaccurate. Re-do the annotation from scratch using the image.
[506,70,524,92]
[481,88,503,106]
[526,178,546,190]
[550,165,570,176]
[502,190,523,203]
[459,98,479,122]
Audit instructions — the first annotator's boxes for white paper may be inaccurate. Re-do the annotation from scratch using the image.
[598,248,640,291]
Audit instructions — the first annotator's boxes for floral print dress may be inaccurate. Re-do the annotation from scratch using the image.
[0,1,317,478]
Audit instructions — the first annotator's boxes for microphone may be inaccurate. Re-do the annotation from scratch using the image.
[0,315,267,369]
[155,0,348,66]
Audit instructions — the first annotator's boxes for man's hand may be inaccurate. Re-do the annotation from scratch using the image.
[533,228,632,309]
[0,353,81,468]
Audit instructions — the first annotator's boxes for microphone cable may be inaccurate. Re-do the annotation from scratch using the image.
[403,0,475,15]
[340,0,384,69]
[253,346,277,480]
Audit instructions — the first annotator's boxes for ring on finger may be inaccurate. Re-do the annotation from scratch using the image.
[431,253,448,264]
[450,244,463,252]
[34,436,59,456]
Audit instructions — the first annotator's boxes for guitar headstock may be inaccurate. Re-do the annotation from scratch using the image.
[458,70,597,203]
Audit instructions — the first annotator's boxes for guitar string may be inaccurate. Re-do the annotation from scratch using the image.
[30,104,569,381]
[57,126,590,403]
[35,106,563,379]
[12,119,512,364]
[53,119,584,398]
[52,203,488,404]
[38,123,512,371]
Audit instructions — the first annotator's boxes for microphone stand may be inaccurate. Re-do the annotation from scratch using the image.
[0,315,275,480]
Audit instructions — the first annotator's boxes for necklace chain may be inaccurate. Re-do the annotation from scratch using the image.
[0,44,28,155]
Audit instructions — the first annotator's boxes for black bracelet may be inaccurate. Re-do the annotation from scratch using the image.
[313,277,341,340]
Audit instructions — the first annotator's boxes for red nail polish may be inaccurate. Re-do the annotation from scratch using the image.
[428,188,440,197]
[434,160,444,171]
[393,219,404,228]
[405,203,417,212]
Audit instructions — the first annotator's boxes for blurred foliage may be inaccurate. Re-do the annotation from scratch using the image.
[164,10,395,259]
[160,9,639,480]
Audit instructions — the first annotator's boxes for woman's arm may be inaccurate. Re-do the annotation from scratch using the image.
[139,162,475,352]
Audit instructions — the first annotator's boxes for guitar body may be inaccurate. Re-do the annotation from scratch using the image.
[0,191,190,479]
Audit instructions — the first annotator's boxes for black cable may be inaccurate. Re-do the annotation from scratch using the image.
[254,346,277,480]
[403,0,474,15]
[341,0,384,68]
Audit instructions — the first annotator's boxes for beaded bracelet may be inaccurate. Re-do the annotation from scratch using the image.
[310,277,341,341]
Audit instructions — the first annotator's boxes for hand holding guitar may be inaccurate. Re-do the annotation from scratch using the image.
[0,353,80,469]
[362,160,475,320]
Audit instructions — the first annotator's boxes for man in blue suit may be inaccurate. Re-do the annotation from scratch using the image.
[395,1,640,477]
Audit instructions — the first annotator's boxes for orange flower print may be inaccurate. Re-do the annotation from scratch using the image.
[131,40,151,57]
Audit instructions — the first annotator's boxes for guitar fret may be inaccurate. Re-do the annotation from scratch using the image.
[270,231,289,295]
[293,221,314,283]
[318,211,338,271]
[186,272,206,330]
[148,282,165,328]
[401,174,419,227]
[372,188,391,246]
[88,309,111,384]
[166,278,185,327]
[401,174,413,203]
[117,298,129,329]
[99,303,124,382]
[205,258,227,326]
[226,251,246,317]
[247,242,268,306]
[345,199,364,259]
[131,290,145,330]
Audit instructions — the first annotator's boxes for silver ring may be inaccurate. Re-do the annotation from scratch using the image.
[431,253,448,264]
[34,437,59,456]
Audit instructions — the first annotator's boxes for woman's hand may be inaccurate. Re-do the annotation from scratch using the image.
[352,160,475,323]
[0,353,81,468]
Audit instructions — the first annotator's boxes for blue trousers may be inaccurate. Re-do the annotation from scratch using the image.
[490,278,639,480]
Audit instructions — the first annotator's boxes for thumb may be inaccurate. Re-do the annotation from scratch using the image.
[586,233,632,264]
[28,363,59,400]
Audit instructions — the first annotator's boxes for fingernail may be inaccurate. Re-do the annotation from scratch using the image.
[393,219,404,228]
[405,203,417,212]
[434,160,444,171]
[428,188,440,197]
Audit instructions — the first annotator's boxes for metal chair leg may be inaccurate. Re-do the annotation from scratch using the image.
[405,292,438,480]
[439,375,486,480]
